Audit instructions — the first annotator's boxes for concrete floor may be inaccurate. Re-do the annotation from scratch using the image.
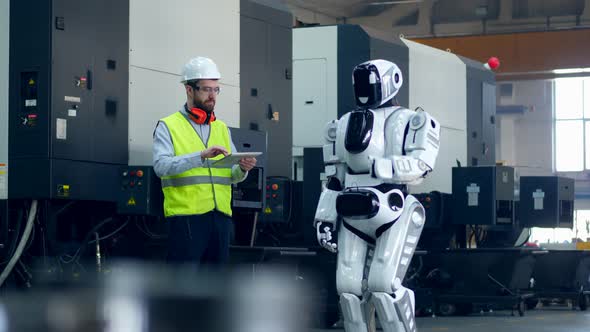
[314,308,590,332]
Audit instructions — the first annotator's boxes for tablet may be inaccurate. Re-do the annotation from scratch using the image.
[211,152,262,167]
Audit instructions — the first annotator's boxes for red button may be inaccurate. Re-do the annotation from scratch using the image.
[272,194,277,198]
[266,194,270,199]
[130,170,136,176]
[136,170,144,177]
[266,185,270,190]
[130,181,135,187]
[272,184,279,191]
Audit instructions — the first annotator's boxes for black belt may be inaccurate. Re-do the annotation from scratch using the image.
[342,219,397,245]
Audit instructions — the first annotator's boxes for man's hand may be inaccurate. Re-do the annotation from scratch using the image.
[239,157,257,172]
[201,146,228,160]
[316,222,337,253]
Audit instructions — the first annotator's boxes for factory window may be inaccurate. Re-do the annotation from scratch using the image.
[554,77,590,172]
[530,210,590,245]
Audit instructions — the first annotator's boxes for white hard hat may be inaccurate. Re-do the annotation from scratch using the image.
[180,56,221,83]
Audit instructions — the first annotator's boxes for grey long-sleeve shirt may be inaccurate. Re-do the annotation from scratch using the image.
[152,107,247,183]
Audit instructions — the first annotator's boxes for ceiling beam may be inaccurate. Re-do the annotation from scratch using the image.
[348,0,434,37]
[413,29,590,76]
[348,5,417,31]
[283,1,340,24]
[285,0,590,38]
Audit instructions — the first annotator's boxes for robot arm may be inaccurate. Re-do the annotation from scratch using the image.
[313,120,346,252]
[315,119,345,227]
[314,177,343,226]
[314,178,343,253]
[372,110,440,184]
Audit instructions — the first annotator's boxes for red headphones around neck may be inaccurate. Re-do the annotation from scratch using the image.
[186,105,216,125]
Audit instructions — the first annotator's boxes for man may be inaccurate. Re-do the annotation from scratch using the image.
[153,56,257,267]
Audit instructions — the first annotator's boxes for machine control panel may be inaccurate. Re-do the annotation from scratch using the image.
[117,166,162,216]
[19,72,40,128]
[262,177,291,223]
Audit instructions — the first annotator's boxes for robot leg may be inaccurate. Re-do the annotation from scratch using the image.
[367,195,425,332]
[340,294,376,332]
[336,226,371,332]
[367,195,425,292]
[372,287,417,332]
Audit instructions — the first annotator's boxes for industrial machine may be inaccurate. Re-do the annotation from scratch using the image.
[519,176,575,229]
[240,0,293,178]
[9,0,129,201]
[0,0,131,290]
[452,166,516,229]
[411,168,580,316]
[516,176,586,309]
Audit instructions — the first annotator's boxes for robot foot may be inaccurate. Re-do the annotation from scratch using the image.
[372,288,417,332]
[340,293,377,332]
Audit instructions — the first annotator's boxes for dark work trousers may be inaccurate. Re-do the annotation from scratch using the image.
[166,210,233,268]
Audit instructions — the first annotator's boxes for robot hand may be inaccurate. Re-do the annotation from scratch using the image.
[316,222,338,253]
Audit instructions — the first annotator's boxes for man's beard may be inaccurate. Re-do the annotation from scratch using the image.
[193,96,215,113]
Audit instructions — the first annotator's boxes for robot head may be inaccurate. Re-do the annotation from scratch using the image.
[352,59,403,109]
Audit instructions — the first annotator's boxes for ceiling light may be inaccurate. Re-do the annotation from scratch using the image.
[553,68,590,74]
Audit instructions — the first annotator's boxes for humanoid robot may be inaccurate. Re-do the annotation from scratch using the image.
[314,59,441,332]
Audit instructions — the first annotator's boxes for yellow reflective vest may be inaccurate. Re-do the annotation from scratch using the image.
[159,112,233,217]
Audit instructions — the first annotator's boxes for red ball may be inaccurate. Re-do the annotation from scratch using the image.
[487,57,500,70]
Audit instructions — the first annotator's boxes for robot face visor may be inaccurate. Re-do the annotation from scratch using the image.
[353,64,382,108]
[336,189,380,219]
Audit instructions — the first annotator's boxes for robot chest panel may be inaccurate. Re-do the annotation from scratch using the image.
[338,110,387,172]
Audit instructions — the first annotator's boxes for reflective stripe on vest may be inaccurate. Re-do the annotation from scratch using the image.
[161,175,232,188]
[160,112,232,217]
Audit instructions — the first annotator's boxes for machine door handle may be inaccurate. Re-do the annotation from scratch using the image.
[86,69,93,90]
